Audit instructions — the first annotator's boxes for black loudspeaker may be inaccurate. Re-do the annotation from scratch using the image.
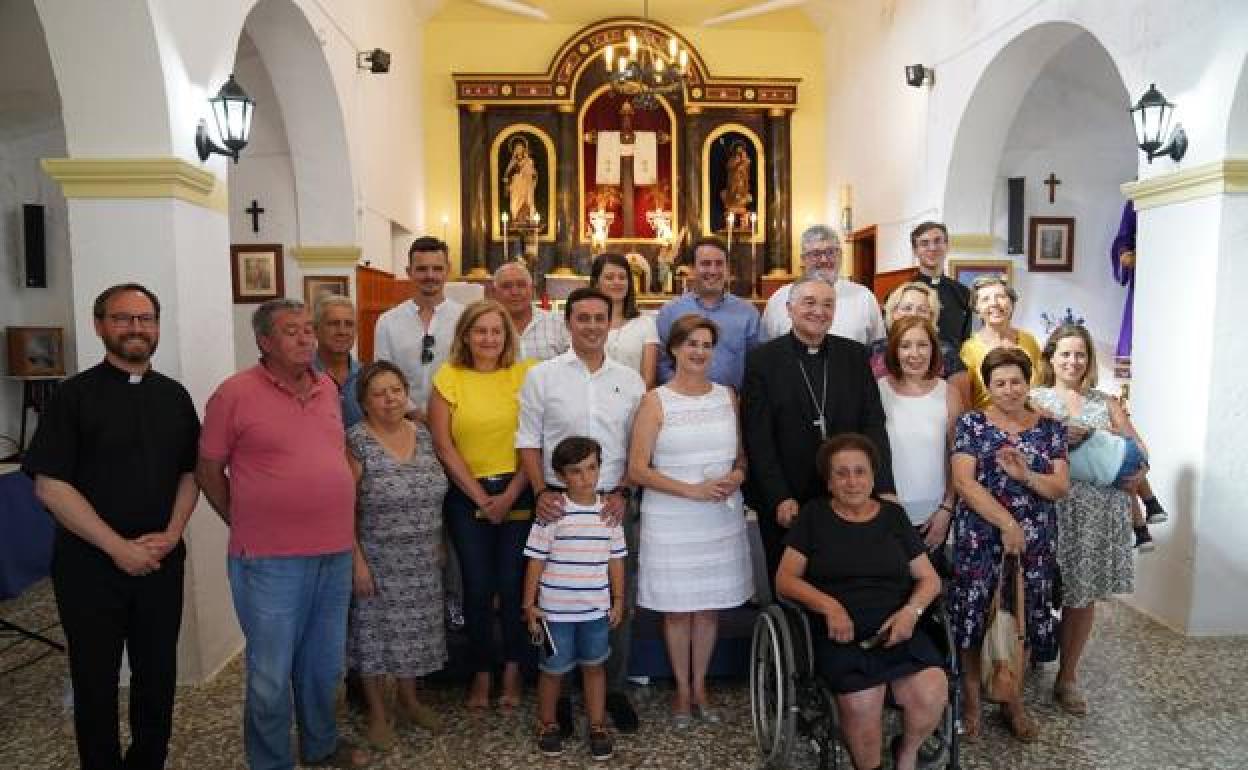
[23,204,47,288]
[1006,177,1024,255]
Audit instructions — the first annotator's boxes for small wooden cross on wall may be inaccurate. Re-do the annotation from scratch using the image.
[1043,172,1061,204]
[245,199,266,233]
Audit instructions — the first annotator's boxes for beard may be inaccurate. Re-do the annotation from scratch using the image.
[104,332,156,363]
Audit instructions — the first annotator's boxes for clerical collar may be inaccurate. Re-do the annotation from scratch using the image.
[921,271,942,286]
[102,359,150,384]
[788,331,828,357]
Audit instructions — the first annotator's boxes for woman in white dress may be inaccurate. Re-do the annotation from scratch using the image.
[878,316,963,571]
[628,314,754,725]
[591,253,659,388]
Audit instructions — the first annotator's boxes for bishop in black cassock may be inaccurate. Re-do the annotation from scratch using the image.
[741,278,895,584]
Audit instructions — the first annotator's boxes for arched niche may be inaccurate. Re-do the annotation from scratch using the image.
[701,123,765,242]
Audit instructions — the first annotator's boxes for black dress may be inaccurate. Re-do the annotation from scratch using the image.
[784,499,943,694]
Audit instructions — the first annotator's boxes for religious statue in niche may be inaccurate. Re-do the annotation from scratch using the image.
[493,128,552,241]
[706,132,760,235]
[720,141,754,220]
[504,136,538,222]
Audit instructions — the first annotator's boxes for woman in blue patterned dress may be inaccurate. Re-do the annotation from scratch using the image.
[950,347,1069,743]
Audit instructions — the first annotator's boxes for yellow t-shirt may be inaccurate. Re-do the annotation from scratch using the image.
[960,331,1043,409]
[432,359,536,478]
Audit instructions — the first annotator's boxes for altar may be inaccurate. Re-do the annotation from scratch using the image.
[452,17,799,298]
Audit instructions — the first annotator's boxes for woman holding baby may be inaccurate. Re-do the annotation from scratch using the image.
[1030,323,1140,717]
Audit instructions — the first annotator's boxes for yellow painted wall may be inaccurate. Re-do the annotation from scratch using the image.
[422,11,826,275]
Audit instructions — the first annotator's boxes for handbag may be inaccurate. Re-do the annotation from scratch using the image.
[979,554,1026,703]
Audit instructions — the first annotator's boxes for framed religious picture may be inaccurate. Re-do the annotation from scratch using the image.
[6,326,66,377]
[947,258,1015,290]
[1028,216,1075,272]
[490,126,555,244]
[230,243,284,303]
[303,275,349,307]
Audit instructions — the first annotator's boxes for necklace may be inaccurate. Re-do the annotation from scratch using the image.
[796,351,829,438]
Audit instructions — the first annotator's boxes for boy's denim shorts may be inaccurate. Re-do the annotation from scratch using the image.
[539,616,611,675]
[1113,436,1149,487]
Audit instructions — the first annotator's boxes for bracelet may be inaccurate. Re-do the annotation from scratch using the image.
[906,603,924,619]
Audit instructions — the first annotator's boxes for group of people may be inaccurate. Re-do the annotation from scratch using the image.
[22,222,1167,770]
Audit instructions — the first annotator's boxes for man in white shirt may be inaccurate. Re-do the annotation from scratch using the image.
[760,224,885,346]
[372,236,465,418]
[493,261,569,361]
[517,286,646,736]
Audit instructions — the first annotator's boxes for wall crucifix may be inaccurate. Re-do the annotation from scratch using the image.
[245,199,266,233]
[1043,172,1062,204]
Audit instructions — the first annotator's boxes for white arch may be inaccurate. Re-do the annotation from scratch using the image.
[239,0,357,244]
[1226,54,1248,155]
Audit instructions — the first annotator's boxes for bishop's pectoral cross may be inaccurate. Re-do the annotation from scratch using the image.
[585,101,670,238]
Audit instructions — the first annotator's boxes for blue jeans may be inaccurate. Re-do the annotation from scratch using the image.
[228,552,351,770]
[444,477,533,672]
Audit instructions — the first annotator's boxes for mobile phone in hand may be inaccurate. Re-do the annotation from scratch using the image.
[540,617,558,659]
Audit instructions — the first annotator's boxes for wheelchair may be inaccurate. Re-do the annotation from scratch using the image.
[749,596,961,769]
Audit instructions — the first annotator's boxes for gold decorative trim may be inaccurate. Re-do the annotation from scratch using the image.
[290,245,362,268]
[948,233,994,254]
[700,123,765,243]
[41,158,224,212]
[1121,158,1248,210]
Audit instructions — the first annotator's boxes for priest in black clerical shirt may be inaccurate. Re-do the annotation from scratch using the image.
[742,276,895,584]
[911,221,973,348]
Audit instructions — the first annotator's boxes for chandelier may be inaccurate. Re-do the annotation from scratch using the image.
[603,4,689,110]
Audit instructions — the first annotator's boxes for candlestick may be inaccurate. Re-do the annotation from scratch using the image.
[441,213,449,244]
[839,184,852,209]
[726,211,735,251]
[501,211,509,258]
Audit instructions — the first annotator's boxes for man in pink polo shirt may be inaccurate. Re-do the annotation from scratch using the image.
[196,299,367,770]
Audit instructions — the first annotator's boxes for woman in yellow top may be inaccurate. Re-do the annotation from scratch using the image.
[430,299,537,709]
[959,275,1043,409]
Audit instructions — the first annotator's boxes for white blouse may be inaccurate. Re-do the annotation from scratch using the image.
[606,313,659,375]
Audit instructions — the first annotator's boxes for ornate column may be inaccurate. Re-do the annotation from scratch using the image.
[682,106,703,246]
[554,105,577,273]
[464,104,490,278]
[765,108,792,275]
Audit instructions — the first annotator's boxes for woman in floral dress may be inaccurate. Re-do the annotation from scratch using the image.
[950,347,1069,743]
[347,361,448,749]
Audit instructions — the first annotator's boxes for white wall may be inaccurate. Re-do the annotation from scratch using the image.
[228,35,297,372]
[989,34,1136,372]
[0,126,72,454]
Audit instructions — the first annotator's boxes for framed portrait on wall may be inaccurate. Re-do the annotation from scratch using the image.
[1028,216,1075,272]
[6,326,66,377]
[230,243,284,303]
[947,258,1015,289]
[303,275,350,307]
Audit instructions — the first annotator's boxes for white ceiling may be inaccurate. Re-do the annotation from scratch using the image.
[423,0,835,30]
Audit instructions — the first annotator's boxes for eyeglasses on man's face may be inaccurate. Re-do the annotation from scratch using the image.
[106,313,159,327]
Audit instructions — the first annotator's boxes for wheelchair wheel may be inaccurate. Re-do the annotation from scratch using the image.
[750,605,798,768]
[916,702,954,769]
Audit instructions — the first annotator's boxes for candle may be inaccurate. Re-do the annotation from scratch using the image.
[726,211,735,251]
[501,211,509,258]
[441,213,449,243]
[839,184,853,210]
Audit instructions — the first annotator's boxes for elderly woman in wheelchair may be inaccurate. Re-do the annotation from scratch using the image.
[772,433,948,770]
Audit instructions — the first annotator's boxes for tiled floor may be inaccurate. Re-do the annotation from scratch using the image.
[2,580,1246,769]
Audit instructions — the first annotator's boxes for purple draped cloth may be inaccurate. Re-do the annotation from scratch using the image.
[1110,201,1136,357]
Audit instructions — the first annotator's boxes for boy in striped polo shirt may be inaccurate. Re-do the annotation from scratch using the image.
[523,436,626,761]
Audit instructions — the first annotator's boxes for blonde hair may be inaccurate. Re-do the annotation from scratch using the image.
[448,299,519,369]
[883,281,942,327]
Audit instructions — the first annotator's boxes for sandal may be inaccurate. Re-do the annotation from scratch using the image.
[1001,706,1039,743]
[397,700,444,734]
[1054,681,1089,716]
[303,739,371,769]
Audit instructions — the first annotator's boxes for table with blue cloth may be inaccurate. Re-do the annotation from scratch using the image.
[1,468,56,611]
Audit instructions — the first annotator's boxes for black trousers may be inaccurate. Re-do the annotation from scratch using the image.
[51,542,185,770]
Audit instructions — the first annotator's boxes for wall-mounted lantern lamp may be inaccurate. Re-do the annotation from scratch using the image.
[195,74,255,163]
[357,48,392,74]
[1130,83,1187,164]
[904,64,934,88]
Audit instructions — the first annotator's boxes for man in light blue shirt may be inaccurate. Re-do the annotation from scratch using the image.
[656,237,760,389]
[311,294,364,428]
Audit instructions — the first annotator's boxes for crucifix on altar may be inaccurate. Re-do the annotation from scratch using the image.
[584,97,672,242]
